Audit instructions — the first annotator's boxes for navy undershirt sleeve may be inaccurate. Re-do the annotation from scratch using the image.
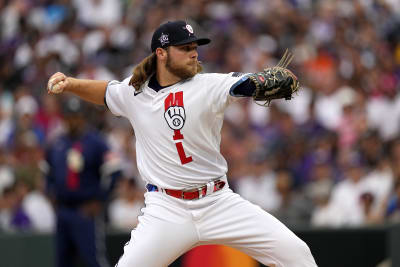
[229,77,256,97]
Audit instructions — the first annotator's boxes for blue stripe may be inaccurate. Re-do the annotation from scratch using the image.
[146,184,158,192]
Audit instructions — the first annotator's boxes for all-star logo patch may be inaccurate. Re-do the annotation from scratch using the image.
[186,24,194,34]
[159,33,169,46]
[231,72,244,77]
[258,75,265,83]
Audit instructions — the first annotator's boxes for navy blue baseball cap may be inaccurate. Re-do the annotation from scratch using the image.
[151,20,211,52]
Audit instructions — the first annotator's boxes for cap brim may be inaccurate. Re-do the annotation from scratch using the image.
[173,37,211,47]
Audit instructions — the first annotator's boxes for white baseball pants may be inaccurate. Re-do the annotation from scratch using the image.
[116,186,317,267]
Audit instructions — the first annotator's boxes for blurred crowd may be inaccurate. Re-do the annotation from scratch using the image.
[1,0,400,233]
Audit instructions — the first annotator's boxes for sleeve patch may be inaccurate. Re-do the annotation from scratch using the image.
[231,72,244,77]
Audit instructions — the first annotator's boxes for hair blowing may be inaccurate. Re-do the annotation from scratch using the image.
[129,51,203,92]
[129,53,157,92]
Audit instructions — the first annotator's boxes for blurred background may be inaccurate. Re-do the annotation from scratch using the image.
[1,0,400,266]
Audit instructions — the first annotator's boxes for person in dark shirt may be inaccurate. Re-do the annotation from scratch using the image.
[45,97,121,267]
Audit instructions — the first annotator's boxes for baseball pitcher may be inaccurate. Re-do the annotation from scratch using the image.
[47,20,317,267]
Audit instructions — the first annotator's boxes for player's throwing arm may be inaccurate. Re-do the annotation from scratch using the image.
[47,72,108,105]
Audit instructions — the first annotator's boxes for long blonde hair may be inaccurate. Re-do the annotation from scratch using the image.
[129,51,204,92]
[129,53,157,92]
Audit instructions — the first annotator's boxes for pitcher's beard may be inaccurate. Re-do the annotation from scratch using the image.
[166,56,202,80]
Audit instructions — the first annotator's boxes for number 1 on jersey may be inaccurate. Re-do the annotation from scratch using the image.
[164,92,193,165]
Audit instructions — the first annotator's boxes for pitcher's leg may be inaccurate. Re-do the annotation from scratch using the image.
[116,193,199,267]
[199,191,317,267]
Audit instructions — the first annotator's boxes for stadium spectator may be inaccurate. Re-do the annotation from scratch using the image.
[0,180,31,231]
[236,150,280,213]
[326,152,368,226]
[0,148,14,196]
[108,177,144,231]
[272,169,313,227]
[386,180,400,222]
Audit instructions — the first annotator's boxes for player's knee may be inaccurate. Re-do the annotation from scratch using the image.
[279,234,316,266]
[297,239,313,258]
[286,235,305,253]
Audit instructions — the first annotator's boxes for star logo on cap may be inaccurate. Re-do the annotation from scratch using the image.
[159,33,169,46]
[183,24,194,35]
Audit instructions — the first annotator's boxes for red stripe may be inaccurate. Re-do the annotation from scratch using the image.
[66,143,82,190]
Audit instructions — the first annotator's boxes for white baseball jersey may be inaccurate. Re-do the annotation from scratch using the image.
[105,73,247,189]
[107,73,318,267]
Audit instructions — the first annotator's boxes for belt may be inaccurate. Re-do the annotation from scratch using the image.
[146,180,226,200]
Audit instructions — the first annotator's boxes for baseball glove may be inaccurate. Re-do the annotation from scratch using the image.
[248,49,299,106]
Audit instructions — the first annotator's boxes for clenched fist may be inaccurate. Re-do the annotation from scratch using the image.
[47,72,69,94]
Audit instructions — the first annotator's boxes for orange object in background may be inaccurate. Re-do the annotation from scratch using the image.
[182,245,259,267]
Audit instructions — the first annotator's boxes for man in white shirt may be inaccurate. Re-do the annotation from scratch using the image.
[47,20,317,267]
[236,151,281,212]
[326,158,366,226]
